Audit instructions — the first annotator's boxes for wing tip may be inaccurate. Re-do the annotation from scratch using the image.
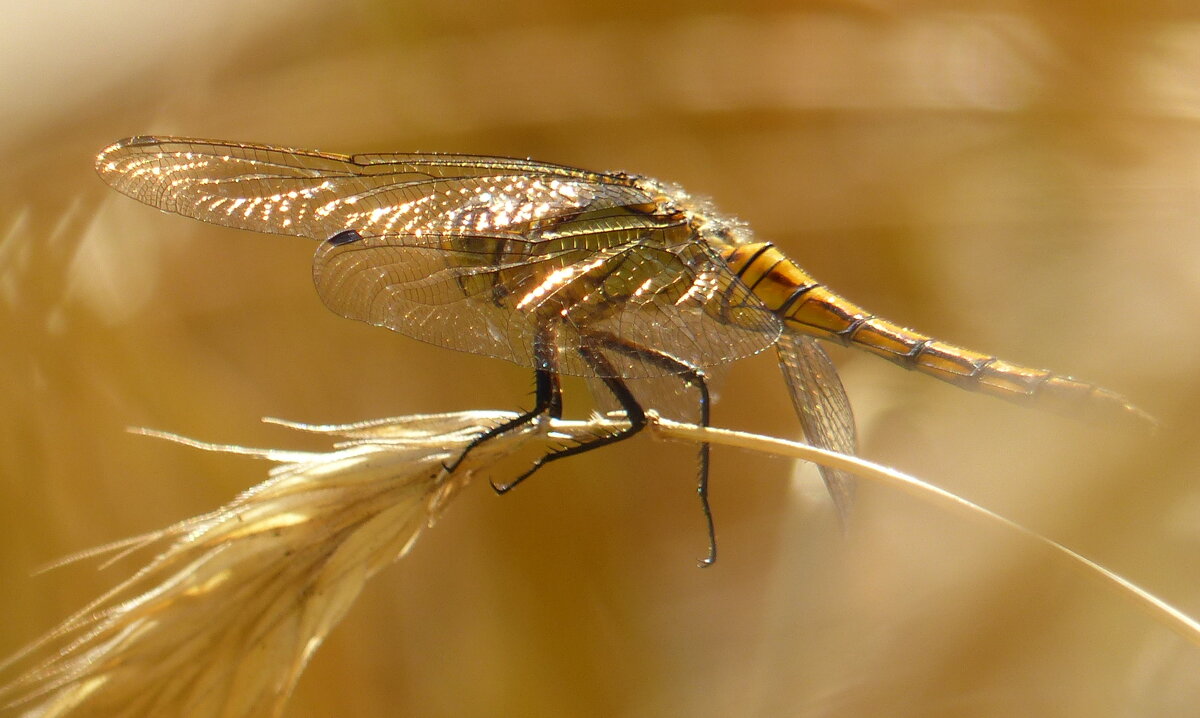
[99,135,166,153]
[95,135,170,173]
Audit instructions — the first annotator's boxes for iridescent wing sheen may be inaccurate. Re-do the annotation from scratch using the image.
[96,137,782,378]
[313,225,781,378]
[774,331,858,522]
[95,137,624,239]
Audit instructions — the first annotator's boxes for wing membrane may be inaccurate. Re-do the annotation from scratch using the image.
[95,137,635,240]
[315,225,782,378]
[98,136,782,377]
[775,332,858,522]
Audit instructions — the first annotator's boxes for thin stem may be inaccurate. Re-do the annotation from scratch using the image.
[652,416,1200,650]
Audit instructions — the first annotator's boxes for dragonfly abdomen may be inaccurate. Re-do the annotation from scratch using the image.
[721,242,1154,428]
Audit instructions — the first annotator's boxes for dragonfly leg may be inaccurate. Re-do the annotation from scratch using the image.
[599,336,716,567]
[444,339,562,476]
[492,340,648,494]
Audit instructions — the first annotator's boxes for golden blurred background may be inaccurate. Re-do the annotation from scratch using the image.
[3,1,1200,715]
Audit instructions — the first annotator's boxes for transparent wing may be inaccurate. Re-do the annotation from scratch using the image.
[774,332,858,523]
[96,136,782,377]
[314,223,782,378]
[95,136,641,240]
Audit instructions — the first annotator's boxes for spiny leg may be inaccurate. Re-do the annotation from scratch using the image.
[444,331,562,476]
[492,340,648,494]
[473,331,715,566]
[600,335,715,567]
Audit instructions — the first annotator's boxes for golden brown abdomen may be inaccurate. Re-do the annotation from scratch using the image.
[722,242,1155,429]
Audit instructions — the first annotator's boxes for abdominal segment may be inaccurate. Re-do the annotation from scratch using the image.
[721,242,1154,428]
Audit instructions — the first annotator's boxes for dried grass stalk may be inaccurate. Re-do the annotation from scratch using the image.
[1,410,549,717]
[3,412,1197,717]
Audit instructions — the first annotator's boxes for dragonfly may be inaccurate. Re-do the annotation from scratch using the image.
[96,136,1155,565]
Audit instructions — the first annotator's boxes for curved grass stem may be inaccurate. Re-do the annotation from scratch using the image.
[2,410,1194,717]
[653,415,1200,649]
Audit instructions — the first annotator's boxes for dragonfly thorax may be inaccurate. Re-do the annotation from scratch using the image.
[627,174,756,253]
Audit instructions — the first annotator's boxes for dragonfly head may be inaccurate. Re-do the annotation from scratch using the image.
[629,174,756,251]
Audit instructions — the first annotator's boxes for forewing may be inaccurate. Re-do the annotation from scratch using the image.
[98,136,782,377]
[775,332,859,523]
[95,137,632,240]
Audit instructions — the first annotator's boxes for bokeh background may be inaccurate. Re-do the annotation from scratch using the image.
[3,1,1200,716]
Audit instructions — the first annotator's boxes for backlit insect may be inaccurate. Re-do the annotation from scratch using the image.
[96,137,1154,565]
